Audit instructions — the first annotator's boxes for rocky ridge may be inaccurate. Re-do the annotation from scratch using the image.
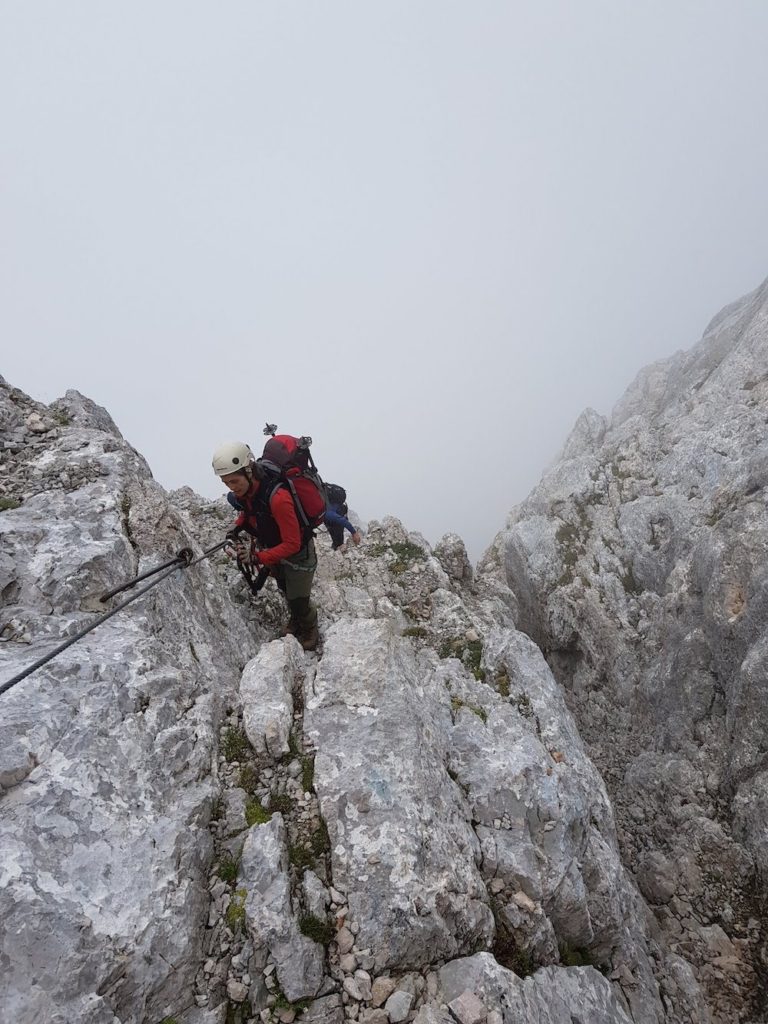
[0,356,727,1024]
[481,276,768,1022]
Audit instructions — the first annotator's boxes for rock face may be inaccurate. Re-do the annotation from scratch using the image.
[2,348,742,1024]
[481,276,768,1022]
[0,377,261,1023]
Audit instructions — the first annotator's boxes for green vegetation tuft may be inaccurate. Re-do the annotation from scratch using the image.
[274,990,313,1014]
[0,497,21,511]
[288,819,330,871]
[301,755,314,793]
[439,637,485,681]
[221,727,250,762]
[52,409,72,426]
[369,539,427,574]
[494,669,510,698]
[310,818,330,858]
[225,888,247,932]
[516,693,534,719]
[559,943,603,971]
[288,841,314,872]
[245,799,271,827]
[299,913,335,946]
[239,764,258,793]
[450,696,487,724]
[269,793,294,816]
[218,853,239,883]
[403,626,429,639]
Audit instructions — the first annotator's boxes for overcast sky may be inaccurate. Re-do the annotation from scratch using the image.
[2,2,768,560]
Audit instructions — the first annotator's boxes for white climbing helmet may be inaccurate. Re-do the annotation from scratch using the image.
[212,441,254,477]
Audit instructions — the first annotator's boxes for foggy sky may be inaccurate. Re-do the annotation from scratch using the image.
[2,2,768,560]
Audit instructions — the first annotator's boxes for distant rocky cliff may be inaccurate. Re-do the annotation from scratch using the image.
[482,276,768,1023]
[3,272,766,1024]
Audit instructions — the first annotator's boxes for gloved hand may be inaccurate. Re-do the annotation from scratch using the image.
[225,528,254,565]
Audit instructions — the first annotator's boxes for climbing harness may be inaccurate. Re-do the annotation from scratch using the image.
[0,540,227,697]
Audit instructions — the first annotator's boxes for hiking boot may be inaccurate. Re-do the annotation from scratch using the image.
[297,623,319,651]
[280,619,298,637]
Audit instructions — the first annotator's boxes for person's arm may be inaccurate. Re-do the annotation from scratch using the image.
[255,488,303,566]
[325,505,357,535]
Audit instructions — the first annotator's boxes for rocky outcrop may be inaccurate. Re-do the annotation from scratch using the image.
[305,618,495,971]
[482,276,768,1022]
[1,368,719,1024]
[0,378,261,1023]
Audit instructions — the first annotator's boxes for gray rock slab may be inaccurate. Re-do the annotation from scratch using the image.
[303,869,330,919]
[305,618,494,970]
[385,990,414,1023]
[240,815,324,1002]
[241,637,305,760]
[439,953,633,1024]
[303,993,345,1024]
[447,990,486,1024]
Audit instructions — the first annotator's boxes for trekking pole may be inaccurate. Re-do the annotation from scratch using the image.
[0,540,228,698]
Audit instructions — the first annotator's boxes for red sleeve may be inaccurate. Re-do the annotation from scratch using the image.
[256,487,303,565]
[233,511,245,529]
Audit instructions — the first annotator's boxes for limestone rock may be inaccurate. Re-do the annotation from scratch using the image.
[371,976,398,1007]
[239,815,324,1002]
[241,637,305,760]
[384,990,414,1022]
[447,990,486,1024]
[439,953,632,1024]
[305,618,495,970]
[0,379,258,1024]
[303,869,330,920]
[483,275,768,1019]
[303,994,344,1024]
[434,533,474,585]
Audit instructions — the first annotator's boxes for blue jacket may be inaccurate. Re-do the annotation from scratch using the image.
[325,504,357,536]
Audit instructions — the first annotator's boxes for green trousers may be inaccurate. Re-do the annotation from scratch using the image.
[272,539,317,631]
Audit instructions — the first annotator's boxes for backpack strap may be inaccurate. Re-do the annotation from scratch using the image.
[284,477,310,530]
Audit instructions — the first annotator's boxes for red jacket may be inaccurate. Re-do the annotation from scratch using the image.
[233,481,303,567]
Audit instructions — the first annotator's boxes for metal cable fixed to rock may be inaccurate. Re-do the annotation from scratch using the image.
[0,541,227,697]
